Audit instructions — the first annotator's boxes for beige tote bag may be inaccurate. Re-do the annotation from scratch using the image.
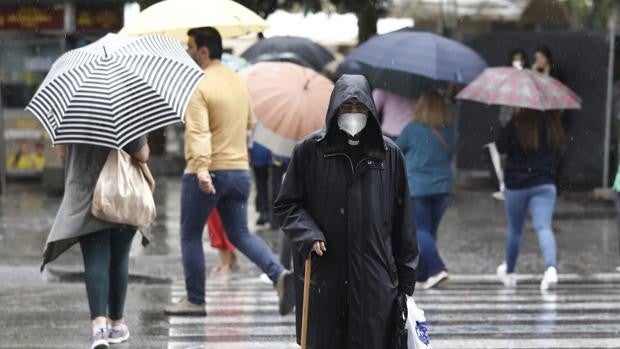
[91,149,156,228]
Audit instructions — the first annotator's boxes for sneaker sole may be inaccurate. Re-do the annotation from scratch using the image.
[541,280,558,291]
[91,339,109,349]
[164,309,207,316]
[107,332,130,344]
[423,275,448,289]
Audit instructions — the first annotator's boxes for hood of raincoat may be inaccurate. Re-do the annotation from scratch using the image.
[319,74,386,160]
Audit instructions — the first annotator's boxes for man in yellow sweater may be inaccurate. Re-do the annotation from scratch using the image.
[164,27,295,316]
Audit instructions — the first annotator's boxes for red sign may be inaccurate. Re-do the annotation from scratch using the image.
[76,5,123,32]
[0,5,65,31]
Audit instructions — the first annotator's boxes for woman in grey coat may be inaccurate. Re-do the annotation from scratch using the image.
[42,137,150,349]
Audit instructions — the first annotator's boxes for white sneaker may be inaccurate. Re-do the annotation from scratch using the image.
[421,270,449,289]
[540,266,558,291]
[615,265,620,272]
[496,263,516,288]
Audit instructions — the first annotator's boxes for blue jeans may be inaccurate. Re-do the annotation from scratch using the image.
[411,194,451,281]
[181,171,284,304]
[504,184,557,273]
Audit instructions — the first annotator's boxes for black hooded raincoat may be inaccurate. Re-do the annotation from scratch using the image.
[274,74,419,349]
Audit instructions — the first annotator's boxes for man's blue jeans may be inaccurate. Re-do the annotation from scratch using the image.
[411,193,451,281]
[504,184,557,273]
[181,171,284,304]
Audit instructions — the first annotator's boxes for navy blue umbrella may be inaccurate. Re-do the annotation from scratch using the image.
[345,30,487,96]
[333,59,446,97]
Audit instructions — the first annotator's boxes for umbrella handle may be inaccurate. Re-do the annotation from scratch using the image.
[301,256,312,349]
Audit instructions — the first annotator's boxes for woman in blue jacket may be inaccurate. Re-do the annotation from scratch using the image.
[396,90,455,289]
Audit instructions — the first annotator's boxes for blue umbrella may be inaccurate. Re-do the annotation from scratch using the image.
[346,30,487,96]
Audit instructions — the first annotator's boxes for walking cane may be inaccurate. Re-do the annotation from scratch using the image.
[301,255,312,349]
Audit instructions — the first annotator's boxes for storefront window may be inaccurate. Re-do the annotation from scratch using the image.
[1,33,61,108]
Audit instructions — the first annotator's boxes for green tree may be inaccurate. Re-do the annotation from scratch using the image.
[137,0,391,43]
[565,0,615,30]
[331,0,390,43]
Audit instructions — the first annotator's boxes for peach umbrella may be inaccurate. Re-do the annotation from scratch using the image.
[244,62,334,157]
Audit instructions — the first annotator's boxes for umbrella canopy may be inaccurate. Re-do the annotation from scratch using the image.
[119,0,268,40]
[241,36,334,72]
[248,52,314,70]
[26,33,205,149]
[244,62,334,156]
[456,67,581,111]
[334,59,446,96]
[345,30,487,96]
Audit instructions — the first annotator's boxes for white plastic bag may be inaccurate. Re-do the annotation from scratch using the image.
[484,142,505,201]
[406,296,431,349]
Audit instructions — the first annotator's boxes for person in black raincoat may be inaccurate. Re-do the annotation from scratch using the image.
[274,74,419,349]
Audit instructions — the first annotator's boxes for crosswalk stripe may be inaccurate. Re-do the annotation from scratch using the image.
[167,276,620,348]
[431,338,620,348]
[168,342,298,349]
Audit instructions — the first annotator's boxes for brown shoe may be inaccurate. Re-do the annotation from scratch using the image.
[164,297,206,316]
[276,270,295,315]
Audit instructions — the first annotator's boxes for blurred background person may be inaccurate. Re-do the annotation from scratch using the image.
[7,141,35,171]
[32,142,46,171]
[532,46,564,82]
[494,47,532,195]
[396,90,456,289]
[509,48,529,70]
[251,142,272,226]
[373,88,416,141]
[495,109,567,290]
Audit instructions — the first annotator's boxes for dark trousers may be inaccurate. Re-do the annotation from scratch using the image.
[79,228,136,320]
[270,164,287,225]
[181,171,284,304]
[252,165,270,216]
[271,162,291,267]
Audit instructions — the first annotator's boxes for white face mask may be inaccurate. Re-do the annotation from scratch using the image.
[337,112,367,137]
[512,60,523,70]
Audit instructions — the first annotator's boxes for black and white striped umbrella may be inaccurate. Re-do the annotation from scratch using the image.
[26,33,205,149]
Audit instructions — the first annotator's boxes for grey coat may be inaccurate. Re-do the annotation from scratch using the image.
[41,137,148,270]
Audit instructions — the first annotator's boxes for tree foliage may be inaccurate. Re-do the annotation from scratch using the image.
[564,0,615,30]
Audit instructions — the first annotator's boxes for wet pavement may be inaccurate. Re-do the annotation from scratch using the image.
[1,177,620,348]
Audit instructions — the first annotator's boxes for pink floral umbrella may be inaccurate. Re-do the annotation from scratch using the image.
[456,67,581,110]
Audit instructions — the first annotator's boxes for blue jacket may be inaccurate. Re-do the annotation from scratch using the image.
[396,122,455,196]
[250,142,272,167]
